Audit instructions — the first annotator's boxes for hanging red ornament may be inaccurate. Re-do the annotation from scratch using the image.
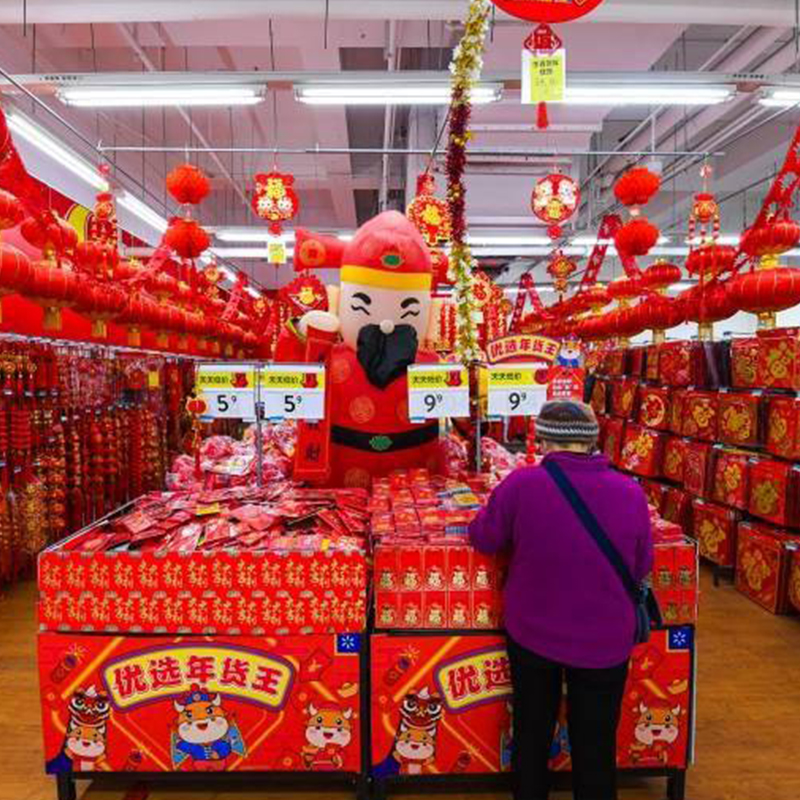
[279,273,328,317]
[21,213,78,260]
[251,171,300,235]
[531,173,580,239]
[740,219,800,261]
[430,248,452,292]
[493,0,606,24]
[86,191,119,248]
[164,218,211,259]
[614,167,661,211]
[614,218,659,258]
[547,250,578,293]
[0,243,31,322]
[406,173,452,247]
[166,163,211,206]
[727,267,800,329]
[0,189,24,230]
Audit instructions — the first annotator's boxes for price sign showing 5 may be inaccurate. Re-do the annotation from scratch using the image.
[261,364,325,421]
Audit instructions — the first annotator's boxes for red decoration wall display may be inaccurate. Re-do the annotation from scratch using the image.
[166,163,211,206]
[531,173,580,239]
[251,171,300,235]
[492,0,606,24]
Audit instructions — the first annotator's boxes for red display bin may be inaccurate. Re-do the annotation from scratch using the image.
[735,521,800,614]
[370,628,695,777]
[692,499,739,568]
[38,631,364,774]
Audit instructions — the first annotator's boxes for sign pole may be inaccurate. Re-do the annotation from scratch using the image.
[255,362,264,487]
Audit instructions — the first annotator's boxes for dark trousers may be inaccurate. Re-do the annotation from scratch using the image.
[506,635,629,800]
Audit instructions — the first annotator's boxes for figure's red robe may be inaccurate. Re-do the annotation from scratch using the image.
[276,330,441,487]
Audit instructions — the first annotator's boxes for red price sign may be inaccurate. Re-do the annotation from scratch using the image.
[493,0,605,24]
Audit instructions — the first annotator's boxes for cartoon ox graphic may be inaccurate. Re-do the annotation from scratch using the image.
[302,703,353,770]
[630,702,683,765]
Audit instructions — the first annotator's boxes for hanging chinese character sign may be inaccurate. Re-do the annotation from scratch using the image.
[251,171,300,235]
[531,173,580,239]
[492,0,605,22]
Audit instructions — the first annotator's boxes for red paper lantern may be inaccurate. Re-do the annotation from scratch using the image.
[75,240,119,277]
[614,218,659,258]
[0,189,23,230]
[740,219,800,260]
[634,294,686,339]
[166,163,211,206]
[685,243,736,278]
[642,260,681,293]
[164,218,211,259]
[531,173,580,239]
[21,213,78,259]
[0,243,32,322]
[727,266,800,328]
[581,283,611,313]
[607,275,642,303]
[251,171,299,235]
[80,282,125,339]
[27,262,80,330]
[680,282,736,339]
[614,167,661,209]
[407,173,452,247]
[492,0,606,24]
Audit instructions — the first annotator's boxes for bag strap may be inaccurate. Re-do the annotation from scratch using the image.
[543,459,640,601]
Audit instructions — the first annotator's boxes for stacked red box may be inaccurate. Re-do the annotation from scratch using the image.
[641,479,668,513]
[717,392,763,447]
[602,417,626,465]
[590,378,610,416]
[669,389,688,435]
[619,425,665,477]
[683,441,713,497]
[730,337,761,389]
[645,345,660,382]
[711,449,751,510]
[638,386,671,431]
[735,521,800,614]
[682,390,719,441]
[662,487,693,533]
[658,341,693,387]
[652,538,699,625]
[747,458,797,527]
[766,396,800,460]
[757,329,800,390]
[662,436,687,484]
[611,377,639,419]
[692,498,740,567]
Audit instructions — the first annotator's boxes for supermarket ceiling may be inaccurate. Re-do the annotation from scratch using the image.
[1,0,800,289]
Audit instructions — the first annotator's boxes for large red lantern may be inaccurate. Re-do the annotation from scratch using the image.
[614,218,659,258]
[614,167,661,211]
[634,294,686,343]
[164,218,211,259]
[0,244,32,322]
[21,213,78,260]
[740,219,800,262]
[80,282,126,339]
[27,261,80,330]
[607,275,642,306]
[492,0,606,23]
[251,171,300,235]
[166,163,210,206]
[680,282,736,340]
[407,172,452,247]
[685,243,736,279]
[642,260,681,294]
[0,189,23,230]
[531,173,580,239]
[727,266,800,329]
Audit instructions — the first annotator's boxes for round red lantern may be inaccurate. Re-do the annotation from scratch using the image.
[685,243,736,279]
[164,218,211,259]
[614,167,661,210]
[614,219,659,258]
[727,266,800,329]
[0,243,32,322]
[635,294,686,343]
[0,189,23,230]
[607,275,642,305]
[27,262,80,330]
[21,213,78,260]
[531,173,580,239]
[166,163,211,206]
[251,171,299,235]
[492,0,606,23]
[680,282,736,340]
[80,282,126,339]
[581,283,610,314]
[740,219,800,262]
[642,260,682,294]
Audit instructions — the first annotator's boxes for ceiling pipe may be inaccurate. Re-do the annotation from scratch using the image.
[379,20,399,212]
[116,23,250,210]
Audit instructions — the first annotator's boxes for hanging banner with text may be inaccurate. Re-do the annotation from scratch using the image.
[260,363,326,421]
[196,363,258,421]
[407,364,470,422]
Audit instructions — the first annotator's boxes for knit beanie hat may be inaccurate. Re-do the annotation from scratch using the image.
[535,400,599,445]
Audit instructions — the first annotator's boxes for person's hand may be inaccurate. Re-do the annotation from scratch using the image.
[298,310,340,337]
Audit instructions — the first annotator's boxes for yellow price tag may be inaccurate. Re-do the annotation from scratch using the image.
[147,370,160,389]
[488,367,537,389]
[268,240,287,264]
[522,48,566,104]
[196,503,221,516]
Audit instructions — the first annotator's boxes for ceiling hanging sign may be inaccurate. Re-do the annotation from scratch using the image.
[493,0,606,23]
[522,48,566,105]
[267,238,287,265]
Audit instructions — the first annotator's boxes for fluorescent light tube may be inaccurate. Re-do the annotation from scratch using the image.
[6,111,109,191]
[117,192,169,233]
[467,235,552,246]
[295,83,502,106]
[210,247,273,259]
[562,85,731,106]
[760,90,800,107]
[245,286,262,299]
[58,86,262,108]
[219,266,237,282]
[572,235,670,246]
[216,229,296,243]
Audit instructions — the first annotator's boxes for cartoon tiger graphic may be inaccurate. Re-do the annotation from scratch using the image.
[46,686,111,774]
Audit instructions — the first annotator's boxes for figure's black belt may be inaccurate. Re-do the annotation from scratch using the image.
[331,423,439,453]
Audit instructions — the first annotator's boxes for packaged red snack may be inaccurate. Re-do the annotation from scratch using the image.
[653,545,675,591]
[659,589,681,626]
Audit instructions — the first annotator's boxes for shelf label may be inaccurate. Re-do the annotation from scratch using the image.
[408,364,470,422]
[261,363,326,421]
[196,363,257,421]
[487,363,548,417]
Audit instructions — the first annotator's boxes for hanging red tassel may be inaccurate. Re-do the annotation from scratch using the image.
[536,101,549,130]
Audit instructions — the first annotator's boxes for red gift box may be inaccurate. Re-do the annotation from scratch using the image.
[645,345,660,382]
[641,479,668,514]
[711,449,750,510]
[669,390,688,436]
[789,550,800,614]
[662,437,687,485]
[681,391,719,441]
[692,498,740,567]
[620,425,665,477]
[662,487,692,533]
[735,520,800,614]
[747,458,796,527]
[757,331,800,390]
[638,386,671,431]
[602,417,626,465]
[717,392,762,447]
[658,341,693,387]
[611,377,639,420]
[604,348,627,377]
[629,347,646,378]
[766,395,800,460]
[730,337,761,389]
[683,441,713,497]
[590,378,609,417]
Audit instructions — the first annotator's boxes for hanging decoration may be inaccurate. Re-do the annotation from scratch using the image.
[614,167,661,215]
[614,218,660,259]
[164,218,211,260]
[522,23,564,130]
[492,0,606,23]
[279,272,329,317]
[613,166,661,262]
[531,172,580,239]
[166,163,211,207]
[446,0,492,363]
[293,228,346,273]
[547,250,578,294]
[407,172,452,247]
[508,272,546,334]
[251,171,300,235]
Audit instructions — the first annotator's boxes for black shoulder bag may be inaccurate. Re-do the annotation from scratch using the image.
[543,459,661,644]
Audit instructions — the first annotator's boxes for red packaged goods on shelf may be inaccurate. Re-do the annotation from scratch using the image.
[39,632,363,775]
[601,417,625,465]
[370,629,694,775]
[376,591,399,627]
[712,449,751,510]
[424,591,448,628]
[663,437,687,484]
[747,458,796,527]
[663,487,692,532]
[645,345,660,382]
[620,425,665,477]
[399,547,423,590]
[652,537,700,626]
[682,391,719,441]
[683,441,713,497]
[789,550,800,614]
[669,389,688,435]
[756,329,800,390]
[37,487,369,635]
[766,396,800,460]
[641,479,667,513]
[638,386,671,431]
[629,347,646,377]
[590,378,609,416]
[658,341,693,387]
[730,338,761,389]
[400,592,424,628]
[604,348,627,377]
[717,392,763,447]
[735,521,800,614]
[692,499,739,567]
[611,377,639,419]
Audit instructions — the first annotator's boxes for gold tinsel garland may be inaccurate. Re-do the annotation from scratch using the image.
[446,0,492,363]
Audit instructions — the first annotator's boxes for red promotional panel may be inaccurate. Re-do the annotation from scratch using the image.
[39,632,363,774]
[370,629,693,776]
[493,0,605,24]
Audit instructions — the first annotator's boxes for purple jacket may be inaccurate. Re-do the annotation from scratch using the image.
[469,452,654,669]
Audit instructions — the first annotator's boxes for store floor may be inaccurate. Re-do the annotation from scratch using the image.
[3,568,799,800]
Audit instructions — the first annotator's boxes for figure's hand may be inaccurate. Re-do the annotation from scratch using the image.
[298,310,340,338]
